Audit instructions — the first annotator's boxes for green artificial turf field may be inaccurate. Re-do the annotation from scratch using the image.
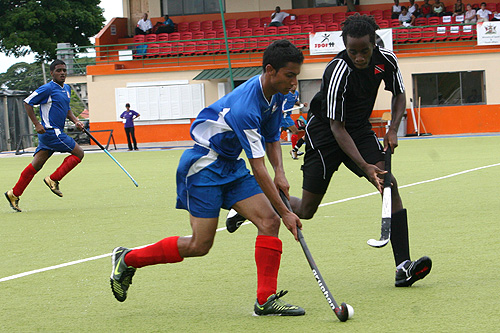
[1,135,499,332]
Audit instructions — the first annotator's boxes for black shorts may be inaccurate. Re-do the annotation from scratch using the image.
[302,131,384,194]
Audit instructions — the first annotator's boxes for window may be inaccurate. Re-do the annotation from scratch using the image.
[413,71,485,107]
[161,0,224,16]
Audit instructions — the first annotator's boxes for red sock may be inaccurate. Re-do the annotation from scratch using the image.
[50,155,81,181]
[124,236,184,268]
[12,164,38,197]
[291,134,298,149]
[255,235,282,305]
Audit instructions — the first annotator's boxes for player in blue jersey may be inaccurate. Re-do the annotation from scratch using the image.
[5,60,85,212]
[110,40,306,316]
[280,87,308,160]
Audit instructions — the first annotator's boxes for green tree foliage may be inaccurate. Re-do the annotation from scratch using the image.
[0,0,105,60]
[0,61,48,92]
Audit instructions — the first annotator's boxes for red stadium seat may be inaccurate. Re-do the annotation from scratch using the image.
[358,11,370,16]
[229,38,246,52]
[486,3,496,12]
[377,20,390,29]
[133,35,145,43]
[252,27,265,36]
[157,33,169,41]
[200,20,212,31]
[383,9,392,20]
[334,12,346,22]
[195,41,209,55]
[390,19,400,27]
[428,17,440,25]
[460,25,474,40]
[278,26,290,34]
[371,10,383,21]
[296,14,309,25]
[309,14,321,24]
[180,32,192,41]
[256,37,270,51]
[146,43,159,57]
[441,15,452,25]
[236,18,249,29]
[145,34,157,42]
[248,17,260,28]
[260,17,271,27]
[240,28,253,37]
[169,32,180,41]
[159,43,173,57]
[177,22,189,32]
[225,19,236,30]
[192,31,205,40]
[189,21,201,32]
[447,25,461,41]
[321,13,334,24]
[396,29,409,43]
[212,20,223,30]
[283,16,297,26]
[265,26,278,35]
[246,37,258,52]
[314,23,327,32]
[326,22,340,31]
[497,3,500,12]
[434,26,447,42]
[415,17,427,26]
[408,28,422,43]
[181,41,196,56]
[421,27,435,42]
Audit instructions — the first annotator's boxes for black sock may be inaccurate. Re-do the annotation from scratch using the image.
[390,208,410,266]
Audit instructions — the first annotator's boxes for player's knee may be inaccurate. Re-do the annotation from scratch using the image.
[298,206,317,220]
[188,239,214,257]
[258,214,281,236]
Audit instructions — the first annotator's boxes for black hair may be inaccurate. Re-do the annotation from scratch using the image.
[262,39,304,72]
[341,13,380,45]
[125,103,130,107]
[50,59,66,71]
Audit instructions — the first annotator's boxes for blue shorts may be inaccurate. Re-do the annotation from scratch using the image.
[35,128,76,156]
[176,145,262,218]
[280,113,295,130]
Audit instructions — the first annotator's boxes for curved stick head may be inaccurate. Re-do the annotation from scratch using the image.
[335,302,350,322]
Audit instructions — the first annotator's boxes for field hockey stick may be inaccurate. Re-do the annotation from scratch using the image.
[83,128,139,187]
[367,145,392,248]
[277,190,353,322]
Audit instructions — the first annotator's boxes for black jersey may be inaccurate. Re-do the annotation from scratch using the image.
[307,46,404,149]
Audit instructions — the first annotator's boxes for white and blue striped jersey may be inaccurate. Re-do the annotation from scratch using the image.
[190,75,284,160]
[24,81,72,131]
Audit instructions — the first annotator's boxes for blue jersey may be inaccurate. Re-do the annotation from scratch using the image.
[190,75,284,160]
[282,90,299,112]
[24,81,71,131]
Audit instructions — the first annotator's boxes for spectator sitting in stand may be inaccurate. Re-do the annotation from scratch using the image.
[476,2,493,22]
[135,13,153,35]
[398,7,415,26]
[453,0,465,16]
[269,6,290,27]
[430,0,446,17]
[392,0,403,19]
[156,15,175,34]
[464,4,477,23]
[421,0,433,18]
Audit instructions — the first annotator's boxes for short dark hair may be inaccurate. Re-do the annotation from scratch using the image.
[125,103,130,107]
[341,14,380,45]
[262,39,304,72]
[50,59,66,71]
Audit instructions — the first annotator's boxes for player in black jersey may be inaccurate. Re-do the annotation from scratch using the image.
[290,14,432,287]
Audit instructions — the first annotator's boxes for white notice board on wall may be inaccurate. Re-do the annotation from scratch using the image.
[115,83,204,121]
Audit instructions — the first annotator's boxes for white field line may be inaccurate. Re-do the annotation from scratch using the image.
[1,162,499,283]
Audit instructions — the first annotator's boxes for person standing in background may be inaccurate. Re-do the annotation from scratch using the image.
[120,103,140,151]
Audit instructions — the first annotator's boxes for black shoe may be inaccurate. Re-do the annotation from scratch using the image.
[296,150,304,156]
[395,256,432,287]
[110,247,137,302]
[225,209,246,233]
[253,290,305,316]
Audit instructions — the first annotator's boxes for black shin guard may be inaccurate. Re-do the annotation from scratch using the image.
[390,208,410,266]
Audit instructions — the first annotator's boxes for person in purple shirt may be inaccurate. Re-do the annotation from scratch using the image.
[120,104,140,151]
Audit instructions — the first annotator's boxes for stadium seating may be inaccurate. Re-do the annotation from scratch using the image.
[157,33,169,41]
[408,28,422,43]
[435,26,447,42]
[371,10,383,21]
[460,25,474,40]
[315,23,327,32]
[177,22,189,32]
[145,34,157,42]
[278,26,290,34]
[296,14,309,25]
[213,20,223,30]
[333,12,346,22]
[382,9,392,20]
[146,43,160,57]
[200,20,213,31]
[309,14,321,24]
[248,17,261,28]
[260,17,271,27]
[236,18,249,29]
[225,19,237,30]
[252,27,265,36]
[240,28,253,37]
[189,21,201,32]
[447,26,461,41]
[415,17,427,26]
[192,31,205,40]
[486,2,497,12]
[326,22,340,31]
[421,27,435,42]
[396,29,409,43]
[283,16,297,26]
[321,13,334,24]
[378,20,390,29]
